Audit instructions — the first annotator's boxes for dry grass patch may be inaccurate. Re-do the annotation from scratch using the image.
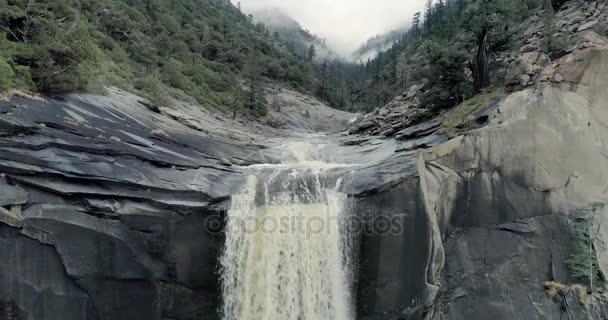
[572,285,592,305]
[63,117,86,127]
[0,89,45,102]
[543,281,572,302]
[151,128,170,139]
[543,281,599,306]
[9,205,21,217]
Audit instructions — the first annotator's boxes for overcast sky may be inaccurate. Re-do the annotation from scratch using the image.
[234,0,426,56]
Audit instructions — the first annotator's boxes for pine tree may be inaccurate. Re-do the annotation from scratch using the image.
[464,0,515,93]
[413,12,422,37]
[242,54,267,117]
[542,0,563,53]
[420,40,467,110]
[307,44,316,62]
[396,53,409,91]
[424,0,434,32]
[567,218,602,292]
[318,59,328,101]
[435,0,446,35]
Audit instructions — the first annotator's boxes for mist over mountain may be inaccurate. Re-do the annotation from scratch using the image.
[249,7,302,31]
[235,0,426,56]
[250,7,339,60]
[249,7,412,62]
[351,27,409,62]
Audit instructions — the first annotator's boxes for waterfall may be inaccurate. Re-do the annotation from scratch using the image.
[220,141,354,320]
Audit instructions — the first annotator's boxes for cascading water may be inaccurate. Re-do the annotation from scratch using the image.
[220,141,354,320]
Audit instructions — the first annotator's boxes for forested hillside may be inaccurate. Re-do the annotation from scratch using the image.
[0,0,576,118]
[0,0,348,116]
[337,0,573,113]
[250,7,336,61]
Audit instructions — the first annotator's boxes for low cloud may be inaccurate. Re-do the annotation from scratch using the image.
[234,0,426,56]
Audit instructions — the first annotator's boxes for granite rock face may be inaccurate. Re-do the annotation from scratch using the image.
[353,4,608,316]
[348,84,426,137]
[0,87,358,320]
[505,0,608,92]
[357,32,608,320]
[0,90,244,320]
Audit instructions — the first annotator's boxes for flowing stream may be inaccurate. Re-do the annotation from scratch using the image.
[220,140,354,320]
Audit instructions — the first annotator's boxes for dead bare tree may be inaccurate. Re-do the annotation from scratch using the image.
[19,0,37,44]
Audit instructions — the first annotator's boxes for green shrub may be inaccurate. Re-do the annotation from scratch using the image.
[12,65,34,90]
[161,60,190,92]
[0,58,14,92]
[135,75,171,110]
[30,46,91,93]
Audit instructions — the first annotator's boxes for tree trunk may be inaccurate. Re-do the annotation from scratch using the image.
[470,28,490,94]
[319,60,327,100]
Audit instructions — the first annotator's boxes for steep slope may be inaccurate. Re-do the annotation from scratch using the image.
[344,0,580,113]
[0,0,320,115]
[350,0,608,137]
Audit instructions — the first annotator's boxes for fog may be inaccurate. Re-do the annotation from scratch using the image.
[234,0,426,56]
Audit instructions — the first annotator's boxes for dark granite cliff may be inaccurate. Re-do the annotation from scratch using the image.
[0,87,359,320]
[355,9,608,318]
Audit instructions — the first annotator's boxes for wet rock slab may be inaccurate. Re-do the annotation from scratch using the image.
[0,86,388,320]
[0,89,262,319]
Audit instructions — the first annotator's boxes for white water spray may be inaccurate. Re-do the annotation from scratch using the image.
[220,141,354,320]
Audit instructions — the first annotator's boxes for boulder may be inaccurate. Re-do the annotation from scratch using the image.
[351,84,423,136]
[505,52,551,91]
[518,74,531,86]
